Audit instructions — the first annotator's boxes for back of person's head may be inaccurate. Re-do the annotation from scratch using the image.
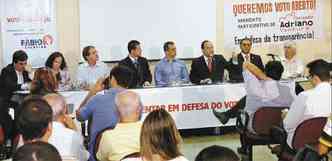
[265,61,284,80]
[30,68,58,95]
[115,90,142,122]
[12,50,28,63]
[195,145,239,161]
[306,59,330,82]
[110,65,134,88]
[128,40,140,53]
[17,97,53,141]
[140,108,182,161]
[13,141,62,161]
[82,45,95,61]
[43,93,66,121]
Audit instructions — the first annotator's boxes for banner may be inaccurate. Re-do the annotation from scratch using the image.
[224,0,323,51]
[63,84,247,129]
[0,0,57,68]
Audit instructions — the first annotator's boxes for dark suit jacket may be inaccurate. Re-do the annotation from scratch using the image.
[190,55,229,84]
[119,56,152,88]
[228,53,264,82]
[0,64,31,101]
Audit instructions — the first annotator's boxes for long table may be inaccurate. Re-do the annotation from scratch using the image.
[61,83,247,129]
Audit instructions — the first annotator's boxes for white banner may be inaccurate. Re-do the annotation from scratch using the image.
[63,84,247,129]
[224,0,323,51]
[0,0,57,68]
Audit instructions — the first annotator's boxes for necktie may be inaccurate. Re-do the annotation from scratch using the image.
[133,60,138,69]
[245,55,250,62]
[208,57,212,73]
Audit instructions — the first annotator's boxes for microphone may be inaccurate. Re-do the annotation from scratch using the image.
[266,53,279,61]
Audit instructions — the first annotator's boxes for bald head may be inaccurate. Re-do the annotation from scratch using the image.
[115,91,142,122]
[43,93,66,121]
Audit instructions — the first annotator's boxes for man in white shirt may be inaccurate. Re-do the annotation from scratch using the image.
[97,91,142,161]
[280,41,304,79]
[283,59,331,149]
[76,46,109,86]
[44,93,89,161]
[236,61,295,154]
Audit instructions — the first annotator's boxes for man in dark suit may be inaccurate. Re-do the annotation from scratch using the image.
[228,38,264,82]
[0,50,31,141]
[190,40,229,84]
[119,40,152,88]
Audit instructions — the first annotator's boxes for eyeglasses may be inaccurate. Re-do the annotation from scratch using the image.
[16,62,27,66]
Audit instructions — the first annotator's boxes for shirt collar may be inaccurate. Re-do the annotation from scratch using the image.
[163,57,177,63]
[82,62,101,67]
[315,82,331,90]
[52,121,66,128]
[241,53,251,59]
[129,55,138,63]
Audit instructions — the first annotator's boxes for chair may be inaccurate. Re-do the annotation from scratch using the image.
[93,126,115,161]
[0,125,5,160]
[236,107,287,161]
[271,117,327,161]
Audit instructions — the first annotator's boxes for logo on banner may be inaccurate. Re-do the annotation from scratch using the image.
[279,12,314,32]
[20,34,54,49]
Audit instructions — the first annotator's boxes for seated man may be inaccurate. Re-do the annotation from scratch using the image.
[97,91,142,161]
[17,97,53,145]
[283,59,331,149]
[76,65,134,161]
[228,38,264,82]
[119,40,152,88]
[280,41,304,79]
[0,50,32,141]
[44,93,89,161]
[76,45,110,87]
[154,41,189,87]
[13,141,61,161]
[190,40,230,84]
[242,61,295,133]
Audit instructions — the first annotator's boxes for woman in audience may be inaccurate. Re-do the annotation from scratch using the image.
[195,145,239,161]
[122,108,189,161]
[30,67,58,96]
[45,52,70,91]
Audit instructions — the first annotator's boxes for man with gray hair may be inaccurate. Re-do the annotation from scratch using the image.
[44,93,89,161]
[97,91,142,161]
[280,41,304,79]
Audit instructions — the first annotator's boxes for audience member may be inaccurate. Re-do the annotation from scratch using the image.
[16,97,53,144]
[76,46,109,87]
[190,40,230,84]
[44,93,89,161]
[97,91,142,161]
[283,59,331,149]
[228,38,264,82]
[154,41,189,87]
[13,141,62,161]
[76,65,134,161]
[45,52,70,91]
[119,40,152,88]
[30,68,58,96]
[122,108,189,161]
[195,145,239,161]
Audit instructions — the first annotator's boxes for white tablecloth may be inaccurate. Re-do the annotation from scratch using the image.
[61,83,247,129]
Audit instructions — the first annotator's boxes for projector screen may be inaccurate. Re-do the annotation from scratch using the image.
[80,0,216,61]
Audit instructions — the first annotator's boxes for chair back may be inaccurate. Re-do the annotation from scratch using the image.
[0,125,4,145]
[252,107,286,135]
[292,117,327,150]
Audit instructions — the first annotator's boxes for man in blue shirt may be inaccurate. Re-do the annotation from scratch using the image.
[76,65,134,161]
[154,41,189,87]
